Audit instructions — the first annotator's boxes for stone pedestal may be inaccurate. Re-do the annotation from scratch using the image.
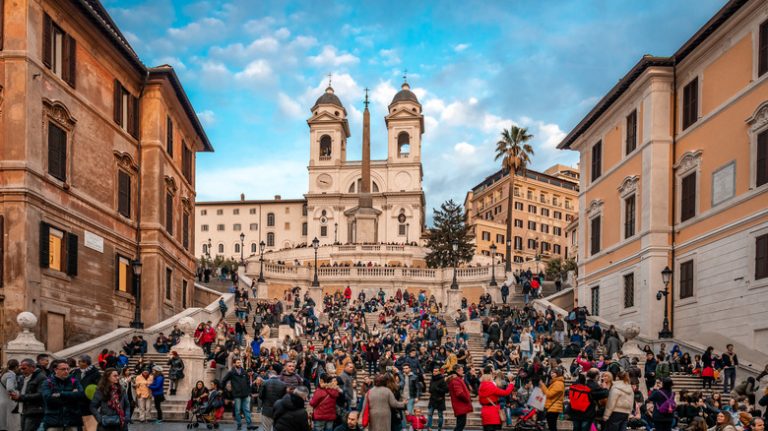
[446,288,462,315]
[488,284,501,303]
[308,286,323,312]
[169,317,206,397]
[5,312,47,362]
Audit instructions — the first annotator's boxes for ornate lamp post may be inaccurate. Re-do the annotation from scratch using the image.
[207,238,212,259]
[450,239,459,290]
[406,223,410,245]
[657,266,673,338]
[258,240,266,283]
[489,242,498,286]
[129,259,144,329]
[312,237,320,287]
[239,232,245,265]
[334,222,338,244]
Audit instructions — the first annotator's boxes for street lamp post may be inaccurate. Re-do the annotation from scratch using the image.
[239,232,245,265]
[129,259,143,329]
[658,266,673,338]
[207,238,212,259]
[258,240,266,283]
[489,243,498,286]
[505,239,512,272]
[450,239,459,290]
[312,237,320,287]
[406,223,410,245]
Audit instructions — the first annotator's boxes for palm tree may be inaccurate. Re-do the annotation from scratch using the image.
[494,125,534,272]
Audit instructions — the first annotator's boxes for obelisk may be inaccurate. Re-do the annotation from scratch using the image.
[352,88,379,242]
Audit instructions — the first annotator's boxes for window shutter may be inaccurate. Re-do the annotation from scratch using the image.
[47,123,66,182]
[130,95,139,139]
[759,21,768,77]
[690,79,698,126]
[757,131,768,187]
[126,95,135,136]
[114,254,120,291]
[166,116,174,156]
[66,232,78,276]
[118,171,131,218]
[66,35,76,88]
[183,211,189,250]
[755,234,768,279]
[681,173,696,221]
[43,13,52,68]
[40,221,50,268]
[166,193,173,235]
[0,0,5,50]
[113,80,122,125]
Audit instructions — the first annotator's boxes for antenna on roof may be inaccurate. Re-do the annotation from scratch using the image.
[402,68,408,83]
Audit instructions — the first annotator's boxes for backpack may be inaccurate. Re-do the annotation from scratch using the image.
[568,383,592,413]
[658,391,676,414]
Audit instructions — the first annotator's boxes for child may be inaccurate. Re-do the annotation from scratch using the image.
[406,407,427,431]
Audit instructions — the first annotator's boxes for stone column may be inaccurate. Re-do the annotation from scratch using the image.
[168,317,206,398]
[446,288,462,316]
[5,312,47,362]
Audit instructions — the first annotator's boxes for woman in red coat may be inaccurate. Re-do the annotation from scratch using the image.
[478,368,515,431]
[447,367,474,431]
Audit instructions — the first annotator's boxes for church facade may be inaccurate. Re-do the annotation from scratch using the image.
[195,81,426,260]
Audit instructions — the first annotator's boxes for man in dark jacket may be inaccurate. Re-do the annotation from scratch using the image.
[278,361,303,390]
[585,369,609,424]
[427,368,449,431]
[221,359,255,430]
[643,352,658,392]
[75,354,100,428]
[260,371,288,431]
[333,411,362,431]
[12,359,46,431]
[274,386,310,431]
[41,359,85,430]
[500,283,509,304]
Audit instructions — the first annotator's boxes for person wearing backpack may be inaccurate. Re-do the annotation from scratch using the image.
[567,374,594,431]
[648,378,676,431]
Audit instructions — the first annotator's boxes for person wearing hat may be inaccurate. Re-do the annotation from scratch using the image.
[133,369,152,423]
[147,366,165,423]
[447,367,473,431]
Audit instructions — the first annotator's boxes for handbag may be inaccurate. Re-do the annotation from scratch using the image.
[361,393,370,427]
[101,415,121,427]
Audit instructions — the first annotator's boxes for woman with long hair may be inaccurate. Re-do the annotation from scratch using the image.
[90,368,130,431]
[0,359,20,431]
[712,411,738,431]
[187,380,208,418]
[603,371,633,431]
[167,351,184,396]
[648,378,676,431]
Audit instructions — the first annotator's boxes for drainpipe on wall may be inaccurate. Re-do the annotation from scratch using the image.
[670,60,677,336]
[135,71,149,276]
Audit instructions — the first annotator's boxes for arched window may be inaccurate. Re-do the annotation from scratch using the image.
[267,212,275,227]
[202,244,208,254]
[217,243,224,253]
[251,243,257,253]
[398,210,407,236]
[397,132,410,158]
[319,135,332,160]
[234,243,241,253]
[267,232,275,247]
[349,179,380,193]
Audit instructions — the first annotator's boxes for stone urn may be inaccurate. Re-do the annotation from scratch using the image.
[621,321,644,357]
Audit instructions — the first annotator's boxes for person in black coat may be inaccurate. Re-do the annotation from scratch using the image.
[647,378,676,431]
[427,369,449,431]
[41,360,85,430]
[259,371,288,431]
[12,360,47,431]
[273,386,310,431]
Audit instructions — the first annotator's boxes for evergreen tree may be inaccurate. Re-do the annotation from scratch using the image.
[425,200,475,268]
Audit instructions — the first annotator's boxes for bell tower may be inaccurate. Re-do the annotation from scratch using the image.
[307,84,351,167]
[385,80,423,163]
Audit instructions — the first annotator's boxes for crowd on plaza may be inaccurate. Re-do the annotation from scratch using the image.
[0,279,766,431]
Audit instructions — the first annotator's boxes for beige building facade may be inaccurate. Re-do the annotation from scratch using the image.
[0,0,211,351]
[465,165,579,264]
[559,0,768,353]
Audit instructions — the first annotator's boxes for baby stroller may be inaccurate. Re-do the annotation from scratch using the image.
[187,389,224,429]
[512,408,545,431]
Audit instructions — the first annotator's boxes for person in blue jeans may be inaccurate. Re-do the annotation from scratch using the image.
[221,359,256,430]
[426,369,448,431]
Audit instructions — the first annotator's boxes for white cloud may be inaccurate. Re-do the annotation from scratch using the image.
[242,16,277,34]
[278,93,303,118]
[168,17,226,43]
[379,49,401,66]
[197,110,216,126]
[234,59,273,82]
[307,45,359,67]
[153,56,186,71]
[454,142,477,156]
[453,43,470,52]
[274,27,291,39]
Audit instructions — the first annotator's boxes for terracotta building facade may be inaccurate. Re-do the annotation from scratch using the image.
[464,164,579,264]
[0,0,212,352]
[559,0,768,353]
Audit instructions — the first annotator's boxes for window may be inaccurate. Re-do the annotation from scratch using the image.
[541,242,551,252]
[217,243,224,253]
[251,243,257,253]
[40,222,77,275]
[623,273,635,308]
[565,200,573,210]
[514,219,523,228]
[182,280,188,308]
[552,197,559,206]
[527,190,533,200]
[267,232,275,247]
[302,222,308,236]
[566,214,573,222]
[182,143,192,183]
[680,260,694,299]
[553,244,561,254]
[399,224,407,236]
[302,204,308,216]
[758,129,768,188]
[760,20,768,77]
[216,209,223,215]
[250,223,258,231]
[682,78,699,130]
[113,80,138,138]
[201,210,207,216]
[115,255,132,293]
[397,132,410,157]
[182,211,189,250]
[165,193,173,234]
[250,208,257,215]
[319,135,332,159]
[284,222,290,230]
[42,14,76,87]
[553,211,562,220]
[527,239,537,249]
[755,234,768,280]
[47,122,67,182]
[234,243,240,253]
[541,208,549,217]
[320,225,328,237]
[165,267,172,301]
[681,172,697,222]
[591,286,600,316]
[481,231,490,241]
[624,195,636,238]
[233,223,241,231]
[528,221,536,230]
[553,227,562,236]
[541,224,549,234]
[496,234,504,244]
[626,110,637,154]
[591,141,602,181]
[267,213,275,227]
[201,224,209,232]
[202,244,208,254]
[216,224,224,231]
[166,116,173,156]
[528,205,537,214]
[115,170,132,218]
[590,216,601,255]
[514,236,523,250]
[513,187,520,197]
[514,202,523,211]
[233,209,239,215]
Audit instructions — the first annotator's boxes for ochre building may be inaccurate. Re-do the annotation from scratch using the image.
[464,164,579,264]
[558,0,768,353]
[0,0,212,352]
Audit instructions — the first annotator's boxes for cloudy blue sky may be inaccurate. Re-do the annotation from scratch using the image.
[105,0,726,223]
